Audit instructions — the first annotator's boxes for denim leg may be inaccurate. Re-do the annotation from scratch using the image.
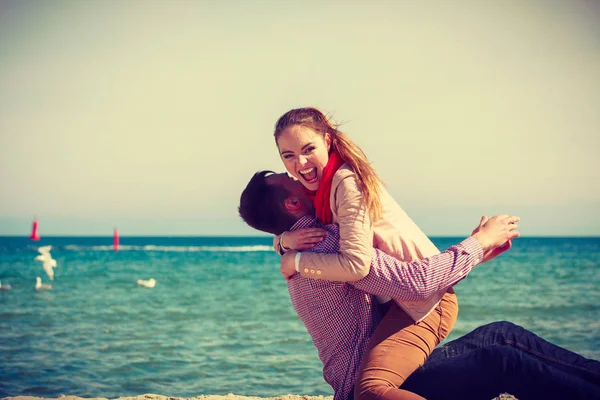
[403,345,600,400]
[436,321,600,383]
[401,321,600,400]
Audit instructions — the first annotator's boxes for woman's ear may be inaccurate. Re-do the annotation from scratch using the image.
[325,133,332,152]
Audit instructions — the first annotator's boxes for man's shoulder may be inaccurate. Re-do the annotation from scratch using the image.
[290,215,320,231]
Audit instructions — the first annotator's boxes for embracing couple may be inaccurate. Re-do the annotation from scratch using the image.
[238,107,600,400]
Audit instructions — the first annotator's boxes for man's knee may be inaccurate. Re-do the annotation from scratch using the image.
[479,320,524,335]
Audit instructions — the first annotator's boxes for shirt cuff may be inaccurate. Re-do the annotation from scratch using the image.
[295,252,302,272]
[461,236,484,264]
[273,235,283,255]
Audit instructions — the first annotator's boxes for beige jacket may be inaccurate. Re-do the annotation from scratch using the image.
[298,164,453,322]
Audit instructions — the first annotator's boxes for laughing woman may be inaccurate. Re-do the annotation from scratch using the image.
[271,106,518,400]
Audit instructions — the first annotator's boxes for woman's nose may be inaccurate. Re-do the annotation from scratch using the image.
[298,155,308,165]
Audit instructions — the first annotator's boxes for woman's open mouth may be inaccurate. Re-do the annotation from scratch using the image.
[299,167,318,184]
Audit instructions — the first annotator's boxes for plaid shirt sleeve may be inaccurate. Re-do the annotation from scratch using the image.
[351,237,483,302]
[293,217,483,302]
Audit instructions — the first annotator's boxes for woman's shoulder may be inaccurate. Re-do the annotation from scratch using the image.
[331,164,361,201]
[333,163,355,182]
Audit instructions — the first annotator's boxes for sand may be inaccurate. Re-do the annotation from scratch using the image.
[2,395,331,400]
[2,393,517,400]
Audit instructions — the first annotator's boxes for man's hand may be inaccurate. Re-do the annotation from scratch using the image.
[280,228,327,251]
[472,216,513,262]
[280,250,299,280]
[471,215,520,261]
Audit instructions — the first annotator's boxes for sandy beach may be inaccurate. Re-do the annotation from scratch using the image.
[3,394,517,400]
[2,395,332,400]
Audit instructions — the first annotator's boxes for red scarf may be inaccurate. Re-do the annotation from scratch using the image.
[306,151,345,224]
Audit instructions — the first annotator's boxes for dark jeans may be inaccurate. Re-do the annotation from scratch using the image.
[401,321,600,400]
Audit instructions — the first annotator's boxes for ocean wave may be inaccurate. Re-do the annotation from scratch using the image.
[63,245,273,252]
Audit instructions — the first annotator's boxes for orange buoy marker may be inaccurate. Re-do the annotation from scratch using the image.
[30,216,40,241]
[113,227,119,252]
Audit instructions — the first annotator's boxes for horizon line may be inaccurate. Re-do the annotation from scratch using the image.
[1,234,599,239]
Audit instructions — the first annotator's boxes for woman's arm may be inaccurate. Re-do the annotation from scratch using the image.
[294,174,373,282]
[273,229,328,255]
[285,215,518,298]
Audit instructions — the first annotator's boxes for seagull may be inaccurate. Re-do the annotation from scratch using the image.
[35,245,57,280]
[136,278,156,288]
[0,280,12,291]
[35,276,53,290]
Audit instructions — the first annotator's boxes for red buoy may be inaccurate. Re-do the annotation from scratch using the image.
[30,217,40,241]
[113,227,119,251]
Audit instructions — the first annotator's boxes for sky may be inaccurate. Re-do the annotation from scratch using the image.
[0,0,599,236]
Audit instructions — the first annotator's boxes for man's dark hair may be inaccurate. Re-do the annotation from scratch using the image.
[238,170,298,235]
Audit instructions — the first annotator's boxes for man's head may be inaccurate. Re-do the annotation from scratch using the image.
[238,170,314,235]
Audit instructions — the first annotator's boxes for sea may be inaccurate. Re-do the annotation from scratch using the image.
[0,236,599,398]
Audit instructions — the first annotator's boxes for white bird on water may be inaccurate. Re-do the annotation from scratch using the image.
[0,280,12,291]
[35,276,53,290]
[35,245,57,280]
[136,278,156,288]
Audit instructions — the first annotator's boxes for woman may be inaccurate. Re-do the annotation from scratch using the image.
[271,107,514,400]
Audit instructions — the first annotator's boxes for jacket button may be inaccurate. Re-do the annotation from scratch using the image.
[316,270,322,275]
[310,269,315,274]
[304,268,309,273]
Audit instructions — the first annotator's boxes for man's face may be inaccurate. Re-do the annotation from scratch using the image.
[266,173,314,214]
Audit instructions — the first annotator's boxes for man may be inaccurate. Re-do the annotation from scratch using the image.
[238,171,600,400]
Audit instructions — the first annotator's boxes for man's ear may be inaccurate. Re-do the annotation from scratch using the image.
[284,196,302,212]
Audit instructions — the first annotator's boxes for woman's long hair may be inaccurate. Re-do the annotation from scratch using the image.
[274,107,384,222]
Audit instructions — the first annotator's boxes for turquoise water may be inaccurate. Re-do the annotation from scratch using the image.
[1,236,599,398]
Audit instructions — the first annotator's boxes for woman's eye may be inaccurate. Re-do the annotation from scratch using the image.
[305,146,315,153]
[283,154,293,160]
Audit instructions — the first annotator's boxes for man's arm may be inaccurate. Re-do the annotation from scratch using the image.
[293,218,480,302]
[291,215,519,302]
[352,238,482,302]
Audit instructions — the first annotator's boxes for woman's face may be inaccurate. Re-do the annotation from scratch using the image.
[276,125,331,191]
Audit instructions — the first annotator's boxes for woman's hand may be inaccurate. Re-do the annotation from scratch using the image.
[280,250,299,280]
[280,228,327,251]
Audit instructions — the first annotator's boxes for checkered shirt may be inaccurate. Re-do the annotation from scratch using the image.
[286,215,483,400]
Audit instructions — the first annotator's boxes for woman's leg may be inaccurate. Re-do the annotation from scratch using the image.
[354,291,458,400]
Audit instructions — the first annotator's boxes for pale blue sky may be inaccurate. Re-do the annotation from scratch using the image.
[1,0,599,236]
